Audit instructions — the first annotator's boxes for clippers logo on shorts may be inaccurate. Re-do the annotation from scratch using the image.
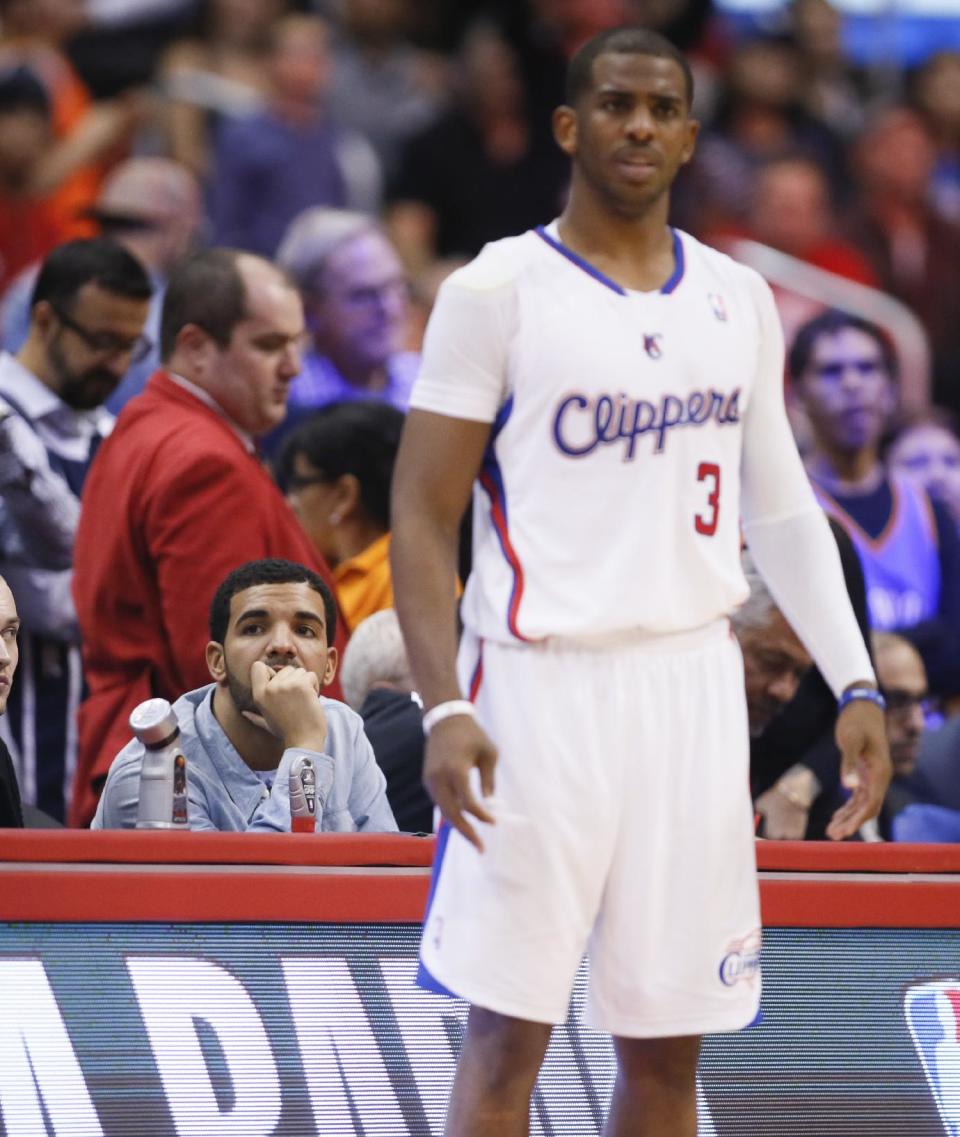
[718,929,761,988]
[643,334,663,359]
[552,387,741,461]
[904,980,960,1134]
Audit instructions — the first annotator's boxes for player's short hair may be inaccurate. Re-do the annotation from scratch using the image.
[209,559,337,645]
[277,401,405,531]
[788,310,899,385]
[30,238,152,315]
[565,26,694,109]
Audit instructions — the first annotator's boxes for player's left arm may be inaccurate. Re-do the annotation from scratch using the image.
[738,274,891,838]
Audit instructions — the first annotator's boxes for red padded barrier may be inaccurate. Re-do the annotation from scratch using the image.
[1,833,958,925]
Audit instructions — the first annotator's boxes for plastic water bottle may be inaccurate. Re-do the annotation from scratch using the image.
[130,698,190,829]
[289,754,316,833]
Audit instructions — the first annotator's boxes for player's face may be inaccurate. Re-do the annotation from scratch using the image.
[888,423,960,523]
[207,582,337,715]
[738,608,813,735]
[553,52,698,218]
[875,641,927,777]
[207,260,306,436]
[0,580,19,715]
[798,328,896,456]
[308,231,408,373]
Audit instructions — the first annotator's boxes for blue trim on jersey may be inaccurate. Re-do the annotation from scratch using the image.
[534,226,627,296]
[660,229,685,294]
[490,394,514,442]
[415,821,461,998]
[480,395,514,511]
[480,396,530,640]
[534,225,685,296]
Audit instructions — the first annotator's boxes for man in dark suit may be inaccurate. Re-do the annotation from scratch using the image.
[0,575,23,827]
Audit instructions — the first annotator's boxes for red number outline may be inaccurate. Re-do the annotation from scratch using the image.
[695,462,720,536]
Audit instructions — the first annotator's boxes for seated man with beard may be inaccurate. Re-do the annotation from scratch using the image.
[93,559,397,833]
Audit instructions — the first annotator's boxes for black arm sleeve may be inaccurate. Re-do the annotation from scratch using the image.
[0,737,23,828]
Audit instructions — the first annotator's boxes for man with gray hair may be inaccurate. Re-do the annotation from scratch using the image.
[733,552,814,739]
[264,206,417,455]
[340,608,432,832]
[741,518,873,838]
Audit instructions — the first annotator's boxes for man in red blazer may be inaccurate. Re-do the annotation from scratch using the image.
[70,248,347,827]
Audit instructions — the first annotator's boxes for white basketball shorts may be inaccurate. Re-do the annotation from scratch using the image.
[417,618,762,1038]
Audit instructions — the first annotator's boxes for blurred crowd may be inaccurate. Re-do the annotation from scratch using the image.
[1,0,960,839]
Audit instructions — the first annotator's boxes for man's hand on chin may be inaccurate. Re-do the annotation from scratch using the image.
[243,660,328,751]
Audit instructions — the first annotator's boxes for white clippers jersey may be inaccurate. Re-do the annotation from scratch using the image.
[410,223,818,644]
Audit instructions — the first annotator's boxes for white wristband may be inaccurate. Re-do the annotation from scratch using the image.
[422,699,477,736]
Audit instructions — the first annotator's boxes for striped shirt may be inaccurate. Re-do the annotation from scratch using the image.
[0,352,111,822]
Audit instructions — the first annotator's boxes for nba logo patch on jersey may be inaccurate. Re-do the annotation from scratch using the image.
[708,293,728,322]
[904,980,960,1134]
[643,333,663,359]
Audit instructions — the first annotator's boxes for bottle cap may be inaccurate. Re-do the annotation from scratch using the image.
[129,698,179,748]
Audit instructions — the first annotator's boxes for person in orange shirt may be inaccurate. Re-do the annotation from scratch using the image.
[279,401,403,632]
[0,66,64,293]
[0,0,145,238]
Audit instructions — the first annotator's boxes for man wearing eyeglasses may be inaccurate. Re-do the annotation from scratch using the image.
[862,632,941,840]
[262,207,417,458]
[0,237,152,822]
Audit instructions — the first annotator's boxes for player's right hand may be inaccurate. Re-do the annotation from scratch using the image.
[423,716,498,852]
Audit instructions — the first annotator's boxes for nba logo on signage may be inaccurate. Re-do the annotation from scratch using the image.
[905,980,960,1134]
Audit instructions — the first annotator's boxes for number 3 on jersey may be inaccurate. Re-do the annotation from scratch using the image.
[695,462,720,536]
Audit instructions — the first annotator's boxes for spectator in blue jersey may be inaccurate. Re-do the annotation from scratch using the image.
[262,207,417,457]
[790,309,960,697]
[0,238,151,822]
[207,14,381,259]
[887,408,960,532]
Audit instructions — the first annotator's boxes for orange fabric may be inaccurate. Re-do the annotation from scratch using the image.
[334,532,393,632]
[70,372,347,827]
[2,40,103,236]
[38,49,101,237]
[332,532,462,632]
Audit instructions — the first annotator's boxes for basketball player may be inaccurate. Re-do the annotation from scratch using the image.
[390,27,891,1137]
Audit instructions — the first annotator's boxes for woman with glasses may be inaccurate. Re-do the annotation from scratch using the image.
[279,400,404,634]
